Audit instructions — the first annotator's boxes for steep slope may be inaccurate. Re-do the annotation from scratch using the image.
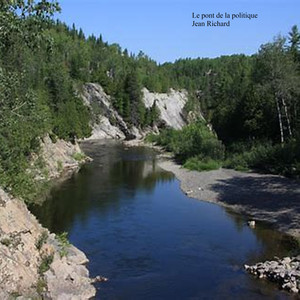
[82,83,137,140]
[0,136,96,299]
[142,87,188,129]
[0,188,96,299]
[81,83,189,140]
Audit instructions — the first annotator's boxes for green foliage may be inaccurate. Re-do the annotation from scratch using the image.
[35,231,49,251]
[150,121,225,163]
[56,232,70,258]
[72,152,86,162]
[0,2,92,200]
[184,157,221,171]
[224,140,300,177]
[36,278,47,296]
[38,253,54,275]
[1,0,300,203]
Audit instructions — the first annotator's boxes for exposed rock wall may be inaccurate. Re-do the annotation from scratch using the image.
[0,136,96,299]
[39,135,86,180]
[81,83,136,140]
[0,188,96,299]
[81,83,189,140]
[142,87,188,130]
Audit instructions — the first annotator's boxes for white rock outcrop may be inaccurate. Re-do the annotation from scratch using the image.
[81,83,131,140]
[81,83,189,141]
[142,88,188,129]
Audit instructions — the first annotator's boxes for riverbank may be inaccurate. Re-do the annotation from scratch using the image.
[0,136,96,299]
[158,159,300,239]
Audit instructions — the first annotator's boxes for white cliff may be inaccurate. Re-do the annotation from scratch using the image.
[81,83,189,141]
[142,87,188,130]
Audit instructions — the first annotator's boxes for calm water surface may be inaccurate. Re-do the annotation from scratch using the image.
[30,141,299,300]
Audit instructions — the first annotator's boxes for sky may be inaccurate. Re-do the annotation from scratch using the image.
[56,0,300,63]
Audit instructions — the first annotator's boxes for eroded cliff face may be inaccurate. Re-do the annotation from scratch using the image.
[142,87,188,130]
[82,83,137,140]
[40,135,87,180]
[0,137,96,299]
[81,83,189,140]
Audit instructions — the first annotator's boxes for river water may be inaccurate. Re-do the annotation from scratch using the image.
[30,141,299,299]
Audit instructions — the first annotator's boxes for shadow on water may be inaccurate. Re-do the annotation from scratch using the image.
[29,141,300,300]
[30,141,174,233]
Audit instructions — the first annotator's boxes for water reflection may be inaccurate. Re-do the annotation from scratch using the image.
[29,141,298,299]
[30,141,174,233]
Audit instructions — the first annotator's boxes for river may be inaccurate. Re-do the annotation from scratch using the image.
[30,140,298,299]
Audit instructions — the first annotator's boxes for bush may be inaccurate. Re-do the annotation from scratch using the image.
[72,152,86,162]
[224,139,300,177]
[149,121,225,163]
[56,232,70,258]
[35,231,48,251]
[38,254,54,275]
[184,156,221,171]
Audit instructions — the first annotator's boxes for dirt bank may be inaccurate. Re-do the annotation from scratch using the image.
[158,159,300,238]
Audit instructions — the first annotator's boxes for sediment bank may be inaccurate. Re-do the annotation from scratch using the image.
[158,159,300,238]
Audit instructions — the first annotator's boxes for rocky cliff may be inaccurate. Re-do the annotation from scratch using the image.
[142,87,188,130]
[82,83,189,140]
[0,136,96,299]
[81,83,139,140]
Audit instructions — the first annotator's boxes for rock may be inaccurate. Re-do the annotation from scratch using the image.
[247,220,256,228]
[91,275,108,283]
[294,255,300,261]
[185,190,193,195]
[142,88,188,130]
[245,255,300,294]
[81,83,192,141]
[291,287,299,293]
[0,187,96,299]
[283,257,292,264]
[81,83,137,140]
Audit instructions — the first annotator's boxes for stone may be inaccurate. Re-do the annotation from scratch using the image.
[247,220,255,228]
[283,257,292,264]
[0,187,96,299]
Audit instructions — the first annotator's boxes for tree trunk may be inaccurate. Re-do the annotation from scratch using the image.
[275,94,284,144]
[281,97,292,137]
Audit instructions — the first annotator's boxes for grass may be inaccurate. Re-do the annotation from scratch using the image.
[35,231,48,251]
[38,253,54,275]
[72,152,86,162]
[36,278,47,296]
[184,157,221,171]
[56,232,70,258]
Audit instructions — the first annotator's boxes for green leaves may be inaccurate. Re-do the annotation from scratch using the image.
[150,121,225,163]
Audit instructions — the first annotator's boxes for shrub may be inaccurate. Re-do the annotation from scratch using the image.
[72,152,86,162]
[184,157,221,171]
[38,254,54,275]
[149,121,225,163]
[56,232,70,258]
[35,231,48,251]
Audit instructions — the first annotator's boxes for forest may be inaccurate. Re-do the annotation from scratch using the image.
[0,1,300,201]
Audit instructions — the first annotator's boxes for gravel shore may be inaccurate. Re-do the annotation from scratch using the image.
[158,159,300,238]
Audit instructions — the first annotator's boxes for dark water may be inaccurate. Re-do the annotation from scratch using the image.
[30,141,299,300]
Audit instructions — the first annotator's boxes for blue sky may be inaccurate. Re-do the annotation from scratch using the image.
[56,0,300,63]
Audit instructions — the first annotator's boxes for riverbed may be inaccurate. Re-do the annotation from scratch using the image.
[30,140,299,299]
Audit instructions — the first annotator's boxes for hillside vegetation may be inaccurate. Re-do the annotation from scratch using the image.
[1,1,300,201]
